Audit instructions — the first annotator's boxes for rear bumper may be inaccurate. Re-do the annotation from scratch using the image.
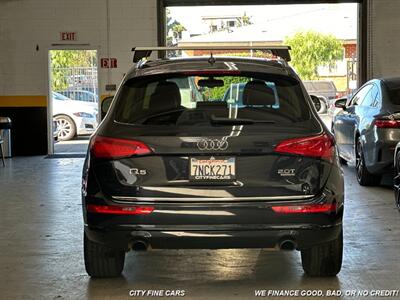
[367,142,396,174]
[366,129,399,174]
[84,222,342,251]
[83,159,344,251]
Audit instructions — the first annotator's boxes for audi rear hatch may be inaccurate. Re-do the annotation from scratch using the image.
[92,72,333,202]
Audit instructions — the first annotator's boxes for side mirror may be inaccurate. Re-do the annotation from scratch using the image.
[101,96,114,120]
[334,98,347,110]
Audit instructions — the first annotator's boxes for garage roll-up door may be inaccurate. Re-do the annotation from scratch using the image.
[163,0,360,6]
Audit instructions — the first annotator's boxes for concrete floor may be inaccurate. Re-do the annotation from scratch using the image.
[0,156,399,300]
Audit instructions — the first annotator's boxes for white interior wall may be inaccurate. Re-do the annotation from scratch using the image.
[0,0,158,97]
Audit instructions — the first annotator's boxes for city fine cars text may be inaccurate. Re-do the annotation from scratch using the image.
[129,290,186,297]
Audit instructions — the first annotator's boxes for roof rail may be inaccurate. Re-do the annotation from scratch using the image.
[131,46,291,63]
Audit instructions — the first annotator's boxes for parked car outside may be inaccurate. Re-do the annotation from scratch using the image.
[57,89,98,104]
[332,77,400,186]
[82,51,344,278]
[221,82,279,108]
[222,82,326,114]
[52,92,98,141]
[304,80,338,113]
[303,80,338,101]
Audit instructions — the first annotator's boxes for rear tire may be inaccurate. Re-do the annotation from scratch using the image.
[84,233,125,278]
[356,138,381,186]
[301,230,343,277]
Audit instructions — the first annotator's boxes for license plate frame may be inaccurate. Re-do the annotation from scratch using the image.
[189,157,236,182]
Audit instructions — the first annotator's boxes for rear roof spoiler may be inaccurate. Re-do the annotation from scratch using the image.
[131,46,291,63]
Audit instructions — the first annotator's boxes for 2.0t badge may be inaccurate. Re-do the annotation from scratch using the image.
[277,169,296,177]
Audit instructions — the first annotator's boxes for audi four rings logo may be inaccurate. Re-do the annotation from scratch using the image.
[197,138,229,151]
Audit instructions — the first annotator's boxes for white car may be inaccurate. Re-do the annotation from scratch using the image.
[52,92,98,141]
[56,89,98,103]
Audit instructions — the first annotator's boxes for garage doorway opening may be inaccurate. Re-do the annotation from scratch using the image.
[165,3,358,123]
[48,50,98,156]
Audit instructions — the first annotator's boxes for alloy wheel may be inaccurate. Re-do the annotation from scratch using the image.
[56,117,73,140]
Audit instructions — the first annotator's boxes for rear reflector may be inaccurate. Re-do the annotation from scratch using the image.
[271,203,337,214]
[274,133,334,161]
[374,119,400,128]
[90,136,152,159]
[87,204,154,215]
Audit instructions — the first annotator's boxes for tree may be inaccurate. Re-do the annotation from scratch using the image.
[166,9,186,46]
[284,31,343,80]
[166,9,173,46]
[165,9,187,58]
[51,50,97,69]
[205,51,272,99]
[50,50,97,91]
[171,23,186,40]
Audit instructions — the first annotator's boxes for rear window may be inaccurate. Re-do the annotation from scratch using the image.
[114,73,310,126]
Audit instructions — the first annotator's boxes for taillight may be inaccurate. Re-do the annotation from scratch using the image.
[90,136,152,159]
[271,203,337,214]
[87,204,154,215]
[274,133,334,161]
[374,119,400,128]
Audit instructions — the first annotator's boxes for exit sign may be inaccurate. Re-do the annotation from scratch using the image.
[100,58,118,68]
[60,32,77,41]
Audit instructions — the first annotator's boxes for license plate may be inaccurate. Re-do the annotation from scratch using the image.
[189,157,236,181]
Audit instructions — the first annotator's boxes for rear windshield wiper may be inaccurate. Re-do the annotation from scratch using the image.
[210,116,275,125]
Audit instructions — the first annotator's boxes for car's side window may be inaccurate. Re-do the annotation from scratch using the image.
[372,83,382,108]
[347,94,358,107]
[348,84,372,107]
[368,84,379,107]
[361,84,378,107]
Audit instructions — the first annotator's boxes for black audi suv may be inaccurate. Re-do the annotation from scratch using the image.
[82,51,344,278]
[332,77,400,186]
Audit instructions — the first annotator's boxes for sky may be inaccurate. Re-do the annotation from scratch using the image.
[168,4,358,36]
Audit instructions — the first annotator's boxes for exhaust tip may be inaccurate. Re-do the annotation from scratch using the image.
[279,240,297,251]
[131,240,148,251]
